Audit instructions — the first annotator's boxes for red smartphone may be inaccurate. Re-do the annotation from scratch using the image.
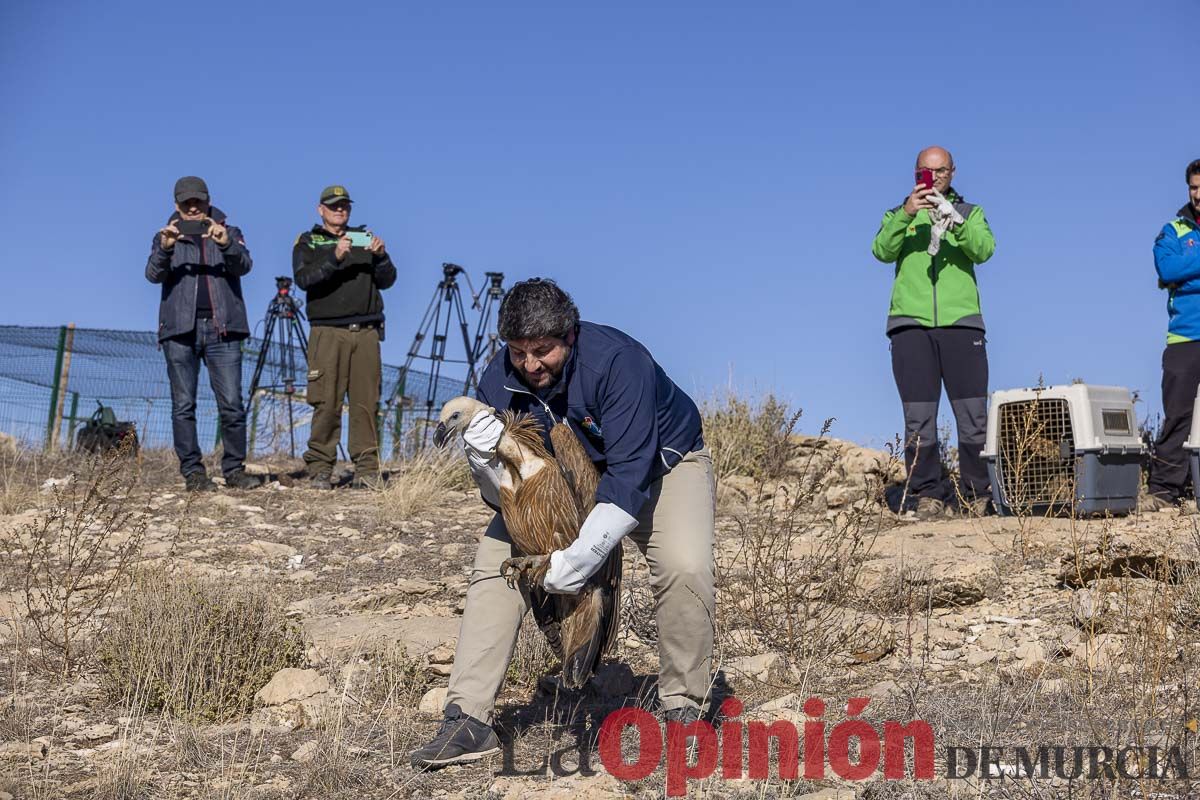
[915,169,934,191]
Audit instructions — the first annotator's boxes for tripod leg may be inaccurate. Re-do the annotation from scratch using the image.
[248,314,277,405]
[450,285,477,394]
[283,322,296,458]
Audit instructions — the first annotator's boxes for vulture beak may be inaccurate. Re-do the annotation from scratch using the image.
[432,422,450,448]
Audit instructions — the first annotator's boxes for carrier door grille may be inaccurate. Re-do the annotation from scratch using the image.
[996,398,1076,508]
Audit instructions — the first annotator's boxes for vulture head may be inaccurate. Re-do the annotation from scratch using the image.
[433,395,494,448]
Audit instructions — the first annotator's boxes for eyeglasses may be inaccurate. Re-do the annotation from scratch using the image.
[916,166,954,176]
[324,202,350,212]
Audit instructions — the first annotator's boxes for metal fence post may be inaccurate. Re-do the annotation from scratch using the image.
[66,391,80,448]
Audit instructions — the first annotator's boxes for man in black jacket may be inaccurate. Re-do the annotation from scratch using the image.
[293,185,397,489]
[145,176,261,492]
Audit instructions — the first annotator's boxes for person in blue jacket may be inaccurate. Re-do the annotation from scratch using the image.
[1145,159,1200,509]
[411,278,716,770]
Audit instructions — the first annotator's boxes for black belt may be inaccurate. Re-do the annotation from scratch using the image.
[327,322,378,331]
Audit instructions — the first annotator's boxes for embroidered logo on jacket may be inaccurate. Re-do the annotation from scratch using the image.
[581,416,603,439]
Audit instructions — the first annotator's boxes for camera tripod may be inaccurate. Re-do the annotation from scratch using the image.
[387,264,504,448]
[247,276,309,457]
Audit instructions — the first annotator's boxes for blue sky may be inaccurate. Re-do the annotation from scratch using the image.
[1,0,1195,447]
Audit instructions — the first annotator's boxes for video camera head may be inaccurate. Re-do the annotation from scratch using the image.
[442,262,465,279]
[275,276,293,294]
[485,271,505,297]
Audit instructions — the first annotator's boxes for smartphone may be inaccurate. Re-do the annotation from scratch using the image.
[346,231,374,248]
[176,218,211,236]
[915,169,934,191]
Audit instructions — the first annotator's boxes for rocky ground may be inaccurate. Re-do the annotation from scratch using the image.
[2,437,1200,799]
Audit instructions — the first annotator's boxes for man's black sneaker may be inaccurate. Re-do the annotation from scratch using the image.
[224,470,263,490]
[410,703,500,770]
[665,705,704,756]
[308,473,333,490]
[185,472,216,493]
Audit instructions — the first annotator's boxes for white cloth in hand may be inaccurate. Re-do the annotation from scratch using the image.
[463,410,504,506]
[926,190,965,256]
[543,502,639,594]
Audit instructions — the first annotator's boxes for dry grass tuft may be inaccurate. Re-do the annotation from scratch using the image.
[97,566,306,721]
[700,389,802,484]
[376,446,473,519]
[0,438,149,676]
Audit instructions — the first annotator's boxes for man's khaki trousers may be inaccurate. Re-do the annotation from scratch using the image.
[445,449,716,725]
[303,325,382,477]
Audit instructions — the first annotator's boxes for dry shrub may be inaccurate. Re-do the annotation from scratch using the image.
[377,446,472,519]
[98,567,305,721]
[723,415,893,687]
[700,390,801,483]
[0,441,39,515]
[360,641,431,709]
[1,439,148,675]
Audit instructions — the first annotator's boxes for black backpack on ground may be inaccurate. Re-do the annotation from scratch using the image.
[75,403,139,455]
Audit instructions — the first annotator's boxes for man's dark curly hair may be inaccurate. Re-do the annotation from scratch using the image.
[498,278,580,342]
[1187,159,1200,184]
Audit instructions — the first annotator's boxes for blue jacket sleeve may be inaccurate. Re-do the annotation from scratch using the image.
[145,233,173,284]
[218,225,253,277]
[594,346,659,518]
[1155,224,1200,286]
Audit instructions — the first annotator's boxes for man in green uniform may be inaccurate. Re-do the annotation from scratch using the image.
[872,146,997,518]
[293,185,397,489]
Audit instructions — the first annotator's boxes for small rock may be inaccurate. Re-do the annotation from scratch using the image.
[427,642,456,665]
[383,542,411,559]
[255,668,331,707]
[337,526,361,539]
[757,693,798,713]
[966,649,998,667]
[249,539,298,559]
[0,741,48,761]
[1015,641,1046,667]
[728,652,786,683]
[291,741,319,763]
[419,687,449,715]
[72,722,117,742]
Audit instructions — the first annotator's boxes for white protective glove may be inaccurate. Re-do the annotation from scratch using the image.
[463,409,505,506]
[926,190,965,256]
[543,502,639,594]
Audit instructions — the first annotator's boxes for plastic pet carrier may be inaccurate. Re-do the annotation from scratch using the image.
[982,384,1144,516]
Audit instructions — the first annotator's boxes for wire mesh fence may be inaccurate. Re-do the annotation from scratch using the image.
[0,324,467,460]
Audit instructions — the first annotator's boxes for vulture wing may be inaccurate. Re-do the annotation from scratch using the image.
[549,422,623,684]
[549,422,599,518]
[493,412,624,689]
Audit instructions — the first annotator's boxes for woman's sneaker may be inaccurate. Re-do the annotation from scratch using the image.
[410,704,500,771]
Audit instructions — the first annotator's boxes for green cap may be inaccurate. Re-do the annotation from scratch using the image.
[320,185,353,205]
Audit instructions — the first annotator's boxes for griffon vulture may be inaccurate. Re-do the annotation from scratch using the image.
[434,396,621,689]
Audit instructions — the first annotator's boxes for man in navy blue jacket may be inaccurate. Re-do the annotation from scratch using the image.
[412,278,716,770]
[145,176,260,492]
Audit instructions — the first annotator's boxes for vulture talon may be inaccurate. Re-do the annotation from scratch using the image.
[501,555,550,588]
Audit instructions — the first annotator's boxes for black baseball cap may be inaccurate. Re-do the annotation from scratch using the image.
[320,185,353,205]
[174,176,210,203]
